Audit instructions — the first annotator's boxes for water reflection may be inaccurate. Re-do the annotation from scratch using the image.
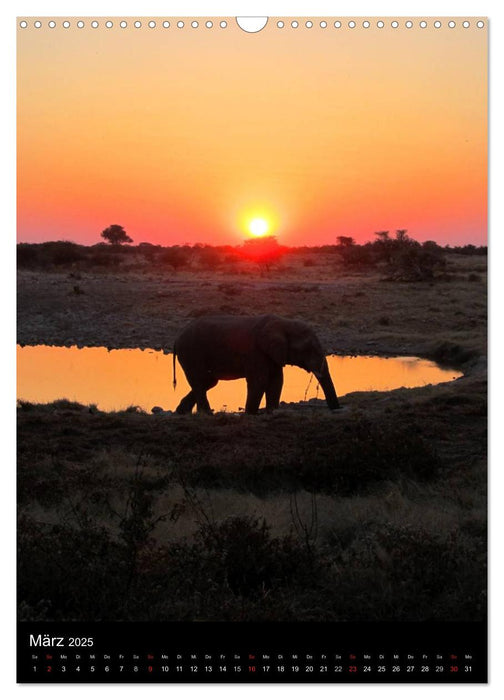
[17,345,462,413]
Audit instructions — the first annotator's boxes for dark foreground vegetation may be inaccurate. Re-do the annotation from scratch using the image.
[18,373,486,623]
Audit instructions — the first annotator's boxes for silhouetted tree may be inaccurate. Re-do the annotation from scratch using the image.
[338,243,375,270]
[395,229,409,242]
[160,246,192,271]
[378,233,447,281]
[387,244,446,281]
[197,245,223,270]
[241,236,286,275]
[336,236,355,247]
[422,240,441,253]
[17,243,38,268]
[373,230,394,263]
[101,224,133,245]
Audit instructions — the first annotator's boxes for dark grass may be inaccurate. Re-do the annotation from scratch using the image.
[18,403,442,501]
[17,376,487,623]
[18,513,486,623]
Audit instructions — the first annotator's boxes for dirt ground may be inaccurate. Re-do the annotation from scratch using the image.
[17,252,487,364]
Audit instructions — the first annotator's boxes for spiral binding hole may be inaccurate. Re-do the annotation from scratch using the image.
[18,17,486,32]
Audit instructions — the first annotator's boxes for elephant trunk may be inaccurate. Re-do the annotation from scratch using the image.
[314,357,340,410]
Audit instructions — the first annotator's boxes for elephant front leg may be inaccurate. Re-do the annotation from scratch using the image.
[245,376,266,414]
[195,392,212,413]
[265,366,283,411]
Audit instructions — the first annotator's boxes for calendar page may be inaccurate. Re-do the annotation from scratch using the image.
[16,14,487,683]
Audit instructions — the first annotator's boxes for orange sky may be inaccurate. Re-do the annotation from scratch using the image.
[17,18,487,246]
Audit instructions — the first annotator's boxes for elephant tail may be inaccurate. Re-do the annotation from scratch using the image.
[172,344,177,390]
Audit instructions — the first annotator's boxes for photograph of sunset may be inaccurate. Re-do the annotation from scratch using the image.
[17,18,486,247]
[17,16,487,683]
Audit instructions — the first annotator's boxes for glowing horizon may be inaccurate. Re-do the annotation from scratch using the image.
[17,18,487,247]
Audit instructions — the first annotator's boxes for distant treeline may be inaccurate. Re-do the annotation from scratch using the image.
[16,235,487,282]
[16,240,286,272]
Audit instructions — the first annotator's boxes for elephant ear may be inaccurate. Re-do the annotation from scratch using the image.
[257,320,288,366]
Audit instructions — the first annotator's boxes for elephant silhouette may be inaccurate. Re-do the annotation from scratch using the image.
[173,314,339,414]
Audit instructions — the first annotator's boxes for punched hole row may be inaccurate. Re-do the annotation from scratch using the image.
[19,19,486,30]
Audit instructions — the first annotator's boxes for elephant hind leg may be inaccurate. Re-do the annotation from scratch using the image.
[179,376,218,414]
[176,390,196,414]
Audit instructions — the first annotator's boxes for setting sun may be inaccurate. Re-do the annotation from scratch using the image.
[248,218,269,237]
[17,21,487,247]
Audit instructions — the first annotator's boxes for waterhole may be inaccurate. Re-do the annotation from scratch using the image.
[17,345,462,413]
